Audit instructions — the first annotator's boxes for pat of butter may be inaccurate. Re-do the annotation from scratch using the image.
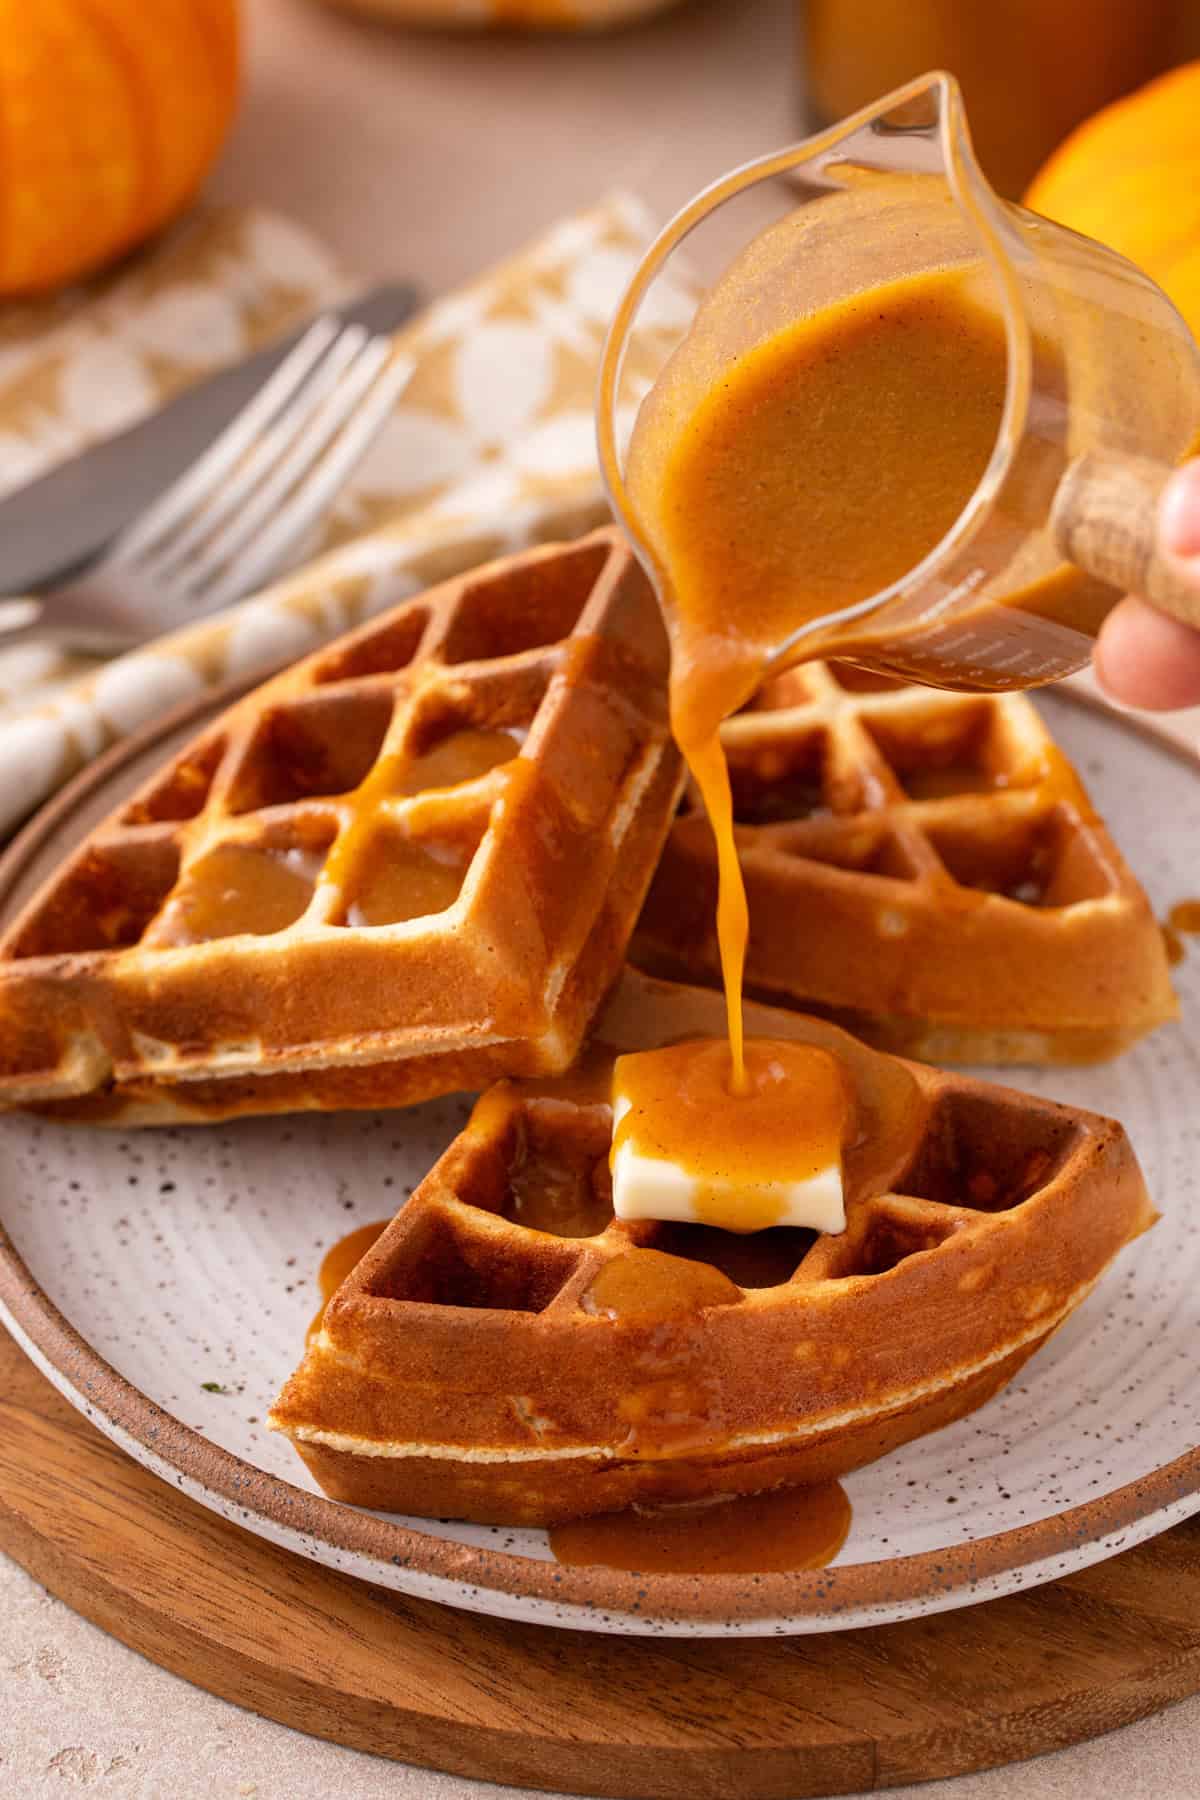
[609,1040,849,1236]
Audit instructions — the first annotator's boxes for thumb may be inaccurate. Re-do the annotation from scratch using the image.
[1158,458,1200,568]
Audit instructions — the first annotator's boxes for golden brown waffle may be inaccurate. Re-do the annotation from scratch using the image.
[270,970,1154,1526]
[633,663,1176,1064]
[0,531,682,1124]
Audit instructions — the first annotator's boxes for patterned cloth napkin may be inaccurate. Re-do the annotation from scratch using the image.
[0,191,688,839]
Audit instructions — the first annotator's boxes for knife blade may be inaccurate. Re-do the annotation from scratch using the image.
[0,282,421,597]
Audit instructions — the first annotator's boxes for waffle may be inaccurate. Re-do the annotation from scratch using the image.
[633,662,1176,1064]
[0,530,681,1125]
[270,969,1154,1526]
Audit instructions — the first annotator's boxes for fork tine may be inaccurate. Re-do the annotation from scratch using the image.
[142,325,373,583]
[168,334,393,593]
[192,353,413,612]
[112,316,341,565]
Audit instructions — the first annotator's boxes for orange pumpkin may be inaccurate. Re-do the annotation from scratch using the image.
[1025,62,1200,343]
[0,0,239,296]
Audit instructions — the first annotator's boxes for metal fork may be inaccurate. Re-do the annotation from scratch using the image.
[0,317,412,654]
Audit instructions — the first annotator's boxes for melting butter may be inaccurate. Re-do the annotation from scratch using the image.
[610,1038,851,1235]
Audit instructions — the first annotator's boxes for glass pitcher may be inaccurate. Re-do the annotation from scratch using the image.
[597,71,1200,695]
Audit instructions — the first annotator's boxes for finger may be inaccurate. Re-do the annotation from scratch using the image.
[1159,458,1200,559]
[1094,594,1200,710]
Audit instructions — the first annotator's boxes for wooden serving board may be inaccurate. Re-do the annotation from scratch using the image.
[4,1324,1200,1798]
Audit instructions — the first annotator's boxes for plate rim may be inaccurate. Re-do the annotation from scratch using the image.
[1,680,1198,1635]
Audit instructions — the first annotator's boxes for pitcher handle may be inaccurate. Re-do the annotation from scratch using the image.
[1051,451,1200,630]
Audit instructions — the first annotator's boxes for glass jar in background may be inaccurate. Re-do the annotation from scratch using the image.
[801,0,1200,198]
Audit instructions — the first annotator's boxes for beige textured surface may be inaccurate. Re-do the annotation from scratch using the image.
[5,1545,1200,1796]
[5,0,1199,1794]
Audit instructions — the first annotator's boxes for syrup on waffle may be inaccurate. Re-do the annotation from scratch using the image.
[269,970,1155,1527]
[634,662,1176,1064]
[0,530,682,1123]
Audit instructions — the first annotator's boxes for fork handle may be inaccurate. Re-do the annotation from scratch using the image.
[1051,451,1200,629]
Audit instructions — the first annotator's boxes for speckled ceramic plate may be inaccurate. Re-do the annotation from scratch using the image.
[0,686,1197,1637]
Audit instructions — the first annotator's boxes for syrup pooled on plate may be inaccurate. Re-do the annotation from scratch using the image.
[1163,898,1200,966]
[549,1481,852,1575]
[307,1219,390,1344]
[1168,898,1200,936]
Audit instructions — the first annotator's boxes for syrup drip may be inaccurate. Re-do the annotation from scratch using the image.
[319,749,404,908]
[509,1155,610,1239]
[463,1058,619,1237]
[156,843,318,944]
[901,764,1010,801]
[548,1481,852,1574]
[344,833,467,926]
[584,1248,742,1320]
[678,729,751,1090]
[397,726,523,795]
[307,1219,390,1344]
[320,727,521,917]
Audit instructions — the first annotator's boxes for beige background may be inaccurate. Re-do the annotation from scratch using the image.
[3,0,1199,1794]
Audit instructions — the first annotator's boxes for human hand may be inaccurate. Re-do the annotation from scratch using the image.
[1093,460,1200,710]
